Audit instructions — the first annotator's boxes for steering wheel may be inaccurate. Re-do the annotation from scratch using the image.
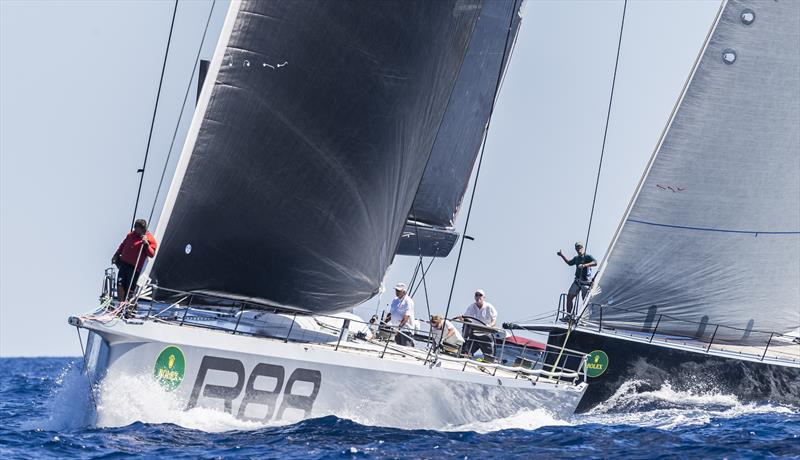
[458,315,496,344]
[459,315,487,326]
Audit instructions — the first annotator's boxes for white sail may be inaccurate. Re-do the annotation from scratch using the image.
[589,0,800,342]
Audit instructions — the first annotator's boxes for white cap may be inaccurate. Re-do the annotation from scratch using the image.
[394,282,407,292]
[475,289,485,296]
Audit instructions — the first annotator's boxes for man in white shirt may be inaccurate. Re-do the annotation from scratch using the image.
[429,314,464,354]
[388,282,415,347]
[456,289,497,358]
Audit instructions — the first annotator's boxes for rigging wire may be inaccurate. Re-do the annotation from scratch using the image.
[409,214,433,320]
[371,290,384,321]
[508,310,559,324]
[407,259,422,293]
[417,257,433,322]
[130,0,179,229]
[439,4,518,340]
[584,0,628,251]
[411,256,436,298]
[148,0,217,224]
[395,4,487,331]
[552,0,628,374]
[74,327,97,409]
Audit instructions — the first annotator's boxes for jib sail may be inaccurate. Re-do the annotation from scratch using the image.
[589,0,800,342]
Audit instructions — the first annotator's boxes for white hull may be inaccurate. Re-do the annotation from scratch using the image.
[77,317,587,429]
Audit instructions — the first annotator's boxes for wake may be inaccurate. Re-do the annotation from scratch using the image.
[32,362,96,431]
[576,379,796,430]
[34,364,274,433]
[34,363,797,434]
[445,379,796,433]
[93,372,270,432]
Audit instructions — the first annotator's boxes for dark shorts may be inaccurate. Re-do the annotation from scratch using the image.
[117,261,140,293]
[394,330,415,347]
[466,333,495,360]
[568,280,590,298]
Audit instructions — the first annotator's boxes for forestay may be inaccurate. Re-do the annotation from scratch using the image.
[589,0,800,342]
[146,0,486,313]
[396,0,524,257]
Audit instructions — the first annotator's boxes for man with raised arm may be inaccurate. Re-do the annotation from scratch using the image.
[112,218,157,302]
[557,241,597,317]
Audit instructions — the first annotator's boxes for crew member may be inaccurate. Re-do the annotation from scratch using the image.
[429,314,464,354]
[387,282,415,347]
[557,241,597,316]
[456,289,497,358]
[112,218,157,302]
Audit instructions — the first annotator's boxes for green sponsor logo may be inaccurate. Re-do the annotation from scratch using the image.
[585,350,608,378]
[153,346,185,390]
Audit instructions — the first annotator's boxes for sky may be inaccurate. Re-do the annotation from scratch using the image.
[0,0,721,356]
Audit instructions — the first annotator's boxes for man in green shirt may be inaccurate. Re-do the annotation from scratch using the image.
[557,242,597,317]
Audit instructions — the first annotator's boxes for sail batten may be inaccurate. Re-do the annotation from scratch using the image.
[589,0,800,341]
[147,0,489,313]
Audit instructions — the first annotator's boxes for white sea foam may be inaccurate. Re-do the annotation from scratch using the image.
[37,364,796,434]
[442,380,796,434]
[34,362,96,431]
[451,408,571,433]
[82,370,575,433]
[574,380,796,430]
[33,363,277,433]
[93,371,274,432]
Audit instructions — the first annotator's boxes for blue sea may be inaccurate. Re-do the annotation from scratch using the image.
[1,358,798,459]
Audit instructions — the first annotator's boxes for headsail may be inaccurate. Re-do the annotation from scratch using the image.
[396,0,524,257]
[146,0,486,313]
[589,0,800,342]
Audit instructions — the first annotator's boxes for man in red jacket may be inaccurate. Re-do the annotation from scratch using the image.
[112,218,157,302]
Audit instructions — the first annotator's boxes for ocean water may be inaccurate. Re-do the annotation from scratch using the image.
[1,358,798,459]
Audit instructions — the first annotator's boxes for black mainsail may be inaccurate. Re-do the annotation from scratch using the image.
[146,0,491,313]
[396,0,524,257]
